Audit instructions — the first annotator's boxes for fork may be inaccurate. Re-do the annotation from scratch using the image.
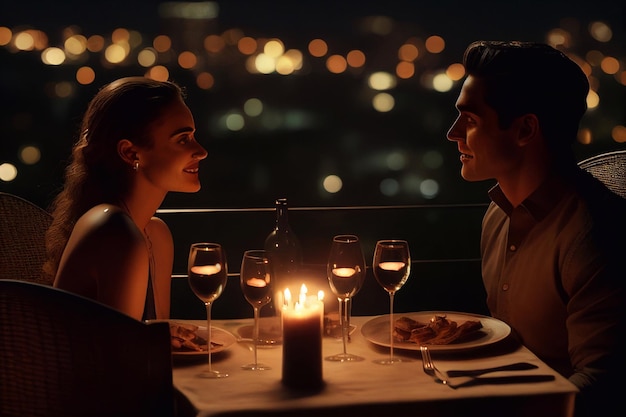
[420,345,555,389]
[420,345,452,386]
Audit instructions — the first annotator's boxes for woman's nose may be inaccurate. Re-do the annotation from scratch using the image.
[194,143,208,160]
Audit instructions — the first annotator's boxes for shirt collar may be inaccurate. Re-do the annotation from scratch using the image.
[488,173,572,221]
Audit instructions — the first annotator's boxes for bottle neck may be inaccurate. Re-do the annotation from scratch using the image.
[265,199,302,264]
[276,207,289,228]
[275,202,289,230]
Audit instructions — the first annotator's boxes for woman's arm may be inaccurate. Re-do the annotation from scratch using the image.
[146,216,174,318]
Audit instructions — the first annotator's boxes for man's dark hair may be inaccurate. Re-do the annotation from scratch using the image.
[463,40,589,154]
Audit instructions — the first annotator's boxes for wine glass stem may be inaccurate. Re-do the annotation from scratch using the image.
[339,298,349,355]
[388,292,395,362]
[253,306,260,366]
[205,302,213,371]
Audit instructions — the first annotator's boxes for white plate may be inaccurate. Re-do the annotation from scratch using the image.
[237,317,283,346]
[172,326,237,356]
[361,311,511,352]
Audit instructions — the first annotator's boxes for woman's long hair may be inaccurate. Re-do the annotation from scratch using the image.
[43,77,184,282]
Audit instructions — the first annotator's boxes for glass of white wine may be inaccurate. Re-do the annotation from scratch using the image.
[325,234,366,362]
[239,250,273,370]
[372,239,411,365]
[188,242,229,378]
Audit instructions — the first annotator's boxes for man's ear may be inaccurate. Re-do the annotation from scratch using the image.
[117,139,138,166]
[515,114,540,147]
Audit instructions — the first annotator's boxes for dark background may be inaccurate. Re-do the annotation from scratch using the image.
[2,0,624,318]
[2,0,624,210]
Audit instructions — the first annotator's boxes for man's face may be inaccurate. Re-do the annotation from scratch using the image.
[447,76,522,183]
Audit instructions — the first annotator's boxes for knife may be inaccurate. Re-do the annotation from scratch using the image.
[452,374,555,389]
[446,362,538,378]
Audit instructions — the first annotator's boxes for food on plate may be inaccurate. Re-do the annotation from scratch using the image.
[169,322,218,352]
[394,315,484,345]
[324,312,343,338]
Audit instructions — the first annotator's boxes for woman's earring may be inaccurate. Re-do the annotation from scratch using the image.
[133,160,139,171]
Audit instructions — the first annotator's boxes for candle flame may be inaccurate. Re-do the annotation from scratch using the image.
[283,284,324,310]
[299,284,307,306]
[284,288,292,306]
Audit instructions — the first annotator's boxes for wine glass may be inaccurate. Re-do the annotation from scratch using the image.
[188,242,229,378]
[325,234,366,362]
[372,239,411,365]
[240,250,273,370]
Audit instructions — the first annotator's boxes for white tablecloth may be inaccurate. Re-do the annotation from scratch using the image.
[172,316,577,417]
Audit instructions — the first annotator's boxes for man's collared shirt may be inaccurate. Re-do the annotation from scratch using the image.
[481,170,624,378]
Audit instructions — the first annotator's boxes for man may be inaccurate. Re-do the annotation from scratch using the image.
[447,40,625,417]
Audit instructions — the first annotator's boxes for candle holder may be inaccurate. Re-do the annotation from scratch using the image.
[281,285,324,391]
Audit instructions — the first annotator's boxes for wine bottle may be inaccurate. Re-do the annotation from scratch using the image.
[264,198,303,312]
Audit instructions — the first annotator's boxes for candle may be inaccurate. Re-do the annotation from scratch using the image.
[281,284,324,390]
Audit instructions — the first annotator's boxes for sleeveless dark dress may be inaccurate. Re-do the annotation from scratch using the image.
[141,275,156,321]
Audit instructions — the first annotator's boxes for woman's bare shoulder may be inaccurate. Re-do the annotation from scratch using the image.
[55,204,147,304]
[146,216,170,231]
[72,204,143,244]
[145,217,174,274]
[145,216,173,243]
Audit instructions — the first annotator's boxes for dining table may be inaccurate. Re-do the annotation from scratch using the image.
[171,314,578,417]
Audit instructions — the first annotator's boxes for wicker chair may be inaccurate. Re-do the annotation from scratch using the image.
[578,150,626,198]
[0,192,53,284]
[0,279,175,417]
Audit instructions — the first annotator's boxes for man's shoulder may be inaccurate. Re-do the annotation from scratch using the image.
[568,170,626,253]
[482,201,507,229]
[572,169,626,216]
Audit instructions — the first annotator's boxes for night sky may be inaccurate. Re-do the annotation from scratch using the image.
[2,0,624,277]
[2,0,624,209]
[5,1,623,48]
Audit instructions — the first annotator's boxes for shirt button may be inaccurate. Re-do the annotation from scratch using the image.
[502,284,509,291]
[509,245,517,252]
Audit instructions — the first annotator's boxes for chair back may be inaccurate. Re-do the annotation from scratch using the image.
[0,192,53,284]
[578,150,626,198]
[0,279,175,417]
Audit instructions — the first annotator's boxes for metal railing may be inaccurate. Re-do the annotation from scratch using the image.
[158,203,489,319]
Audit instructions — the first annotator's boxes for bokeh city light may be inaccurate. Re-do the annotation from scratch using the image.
[1,0,624,209]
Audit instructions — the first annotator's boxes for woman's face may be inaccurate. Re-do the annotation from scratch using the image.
[135,97,208,194]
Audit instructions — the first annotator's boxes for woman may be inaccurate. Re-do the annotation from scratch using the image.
[44,77,208,321]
